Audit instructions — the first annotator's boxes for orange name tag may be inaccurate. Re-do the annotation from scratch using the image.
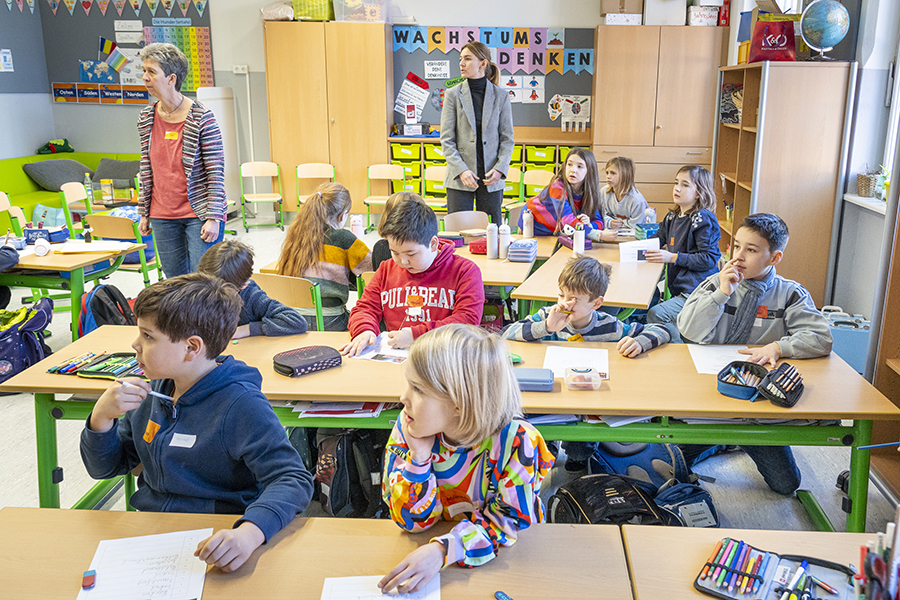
[164,131,179,140]
[670,237,675,247]
[756,306,769,319]
[143,419,160,443]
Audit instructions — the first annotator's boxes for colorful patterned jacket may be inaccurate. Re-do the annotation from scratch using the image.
[521,180,604,236]
[137,100,226,222]
[383,419,554,568]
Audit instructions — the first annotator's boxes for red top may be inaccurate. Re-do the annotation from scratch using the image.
[149,116,195,219]
[348,240,485,339]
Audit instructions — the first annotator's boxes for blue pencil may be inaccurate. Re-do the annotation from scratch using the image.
[753,552,771,593]
[720,540,743,587]
[856,441,900,450]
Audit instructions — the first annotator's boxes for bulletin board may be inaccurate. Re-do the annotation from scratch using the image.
[391,27,594,128]
[37,0,213,104]
[0,3,50,94]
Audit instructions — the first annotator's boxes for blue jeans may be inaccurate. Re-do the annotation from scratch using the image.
[680,444,802,496]
[151,217,224,278]
[647,294,687,343]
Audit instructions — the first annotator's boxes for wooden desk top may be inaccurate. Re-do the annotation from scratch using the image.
[623,524,876,600]
[10,243,144,272]
[512,244,664,309]
[3,326,898,421]
[0,507,631,600]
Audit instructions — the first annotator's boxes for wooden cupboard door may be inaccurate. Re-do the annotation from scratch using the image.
[655,27,726,148]
[263,22,330,210]
[592,26,660,147]
[325,23,392,213]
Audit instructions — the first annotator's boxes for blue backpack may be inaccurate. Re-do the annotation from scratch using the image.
[0,297,53,385]
[78,284,136,337]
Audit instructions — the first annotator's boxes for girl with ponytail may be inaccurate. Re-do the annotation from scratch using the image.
[276,183,373,331]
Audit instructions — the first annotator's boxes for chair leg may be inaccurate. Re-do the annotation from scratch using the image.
[241,200,249,233]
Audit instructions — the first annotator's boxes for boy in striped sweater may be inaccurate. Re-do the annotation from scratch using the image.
[502,255,673,471]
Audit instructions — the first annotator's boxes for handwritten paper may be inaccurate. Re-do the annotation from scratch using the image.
[687,344,750,375]
[76,528,212,600]
[56,240,134,253]
[321,575,440,600]
[354,332,409,364]
[393,75,430,121]
[618,238,660,262]
[542,346,609,379]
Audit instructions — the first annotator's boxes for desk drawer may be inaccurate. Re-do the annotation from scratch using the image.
[635,163,711,184]
[593,145,712,164]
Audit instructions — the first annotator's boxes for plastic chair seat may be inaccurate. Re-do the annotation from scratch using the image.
[242,193,283,203]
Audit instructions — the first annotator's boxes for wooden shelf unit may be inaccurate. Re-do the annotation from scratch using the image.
[712,62,854,305]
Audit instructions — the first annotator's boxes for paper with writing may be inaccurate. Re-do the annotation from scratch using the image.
[687,344,750,375]
[542,346,609,379]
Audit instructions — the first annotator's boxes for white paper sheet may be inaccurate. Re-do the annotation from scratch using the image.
[56,240,134,254]
[597,415,652,427]
[687,344,749,375]
[618,238,660,262]
[354,332,409,364]
[542,346,609,379]
[393,78,430,121]
[321,574,440,600]
[76,528,212,600]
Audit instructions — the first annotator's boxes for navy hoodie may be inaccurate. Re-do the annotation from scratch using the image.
[81,356,313,541]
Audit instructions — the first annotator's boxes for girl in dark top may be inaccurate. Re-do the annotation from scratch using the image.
[440,42,514,226]
[644,165,721,341]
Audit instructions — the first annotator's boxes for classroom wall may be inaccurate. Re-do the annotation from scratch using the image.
[0,5,55,159]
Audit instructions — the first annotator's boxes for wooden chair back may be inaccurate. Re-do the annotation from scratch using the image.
[442,210,490,232]
[368,164,404,181]
[241,161,280,178]
[251,272,319,310]
[523,169,554,187]
[84,214,140,240]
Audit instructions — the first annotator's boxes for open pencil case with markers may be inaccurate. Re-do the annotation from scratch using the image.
[694,537,855,600]
[716,361,804,408]
[75,353,146,381]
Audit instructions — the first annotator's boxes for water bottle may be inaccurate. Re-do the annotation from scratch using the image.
[573,225,585,255]
[523,209,534,238]
[349,214,364,238]
[83,172,94,204]
[486,222,499,259]
[498,221,511,259]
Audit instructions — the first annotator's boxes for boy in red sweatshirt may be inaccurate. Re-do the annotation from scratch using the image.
[341,196,484,356]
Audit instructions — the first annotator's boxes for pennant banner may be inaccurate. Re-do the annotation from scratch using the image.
[5,0,12,11]
[128,0,140,15]
[177,0,187,16]
[162,0,171,15]
[191,0,205,16]
[81,0,91,15]
[96,0,108,14]
[427,27,443,54]
[113,0,124,15]
[46,0,58,14]
[16,0,23,12]
[26,0,34,11]
[144,0,156,14]
[62,0,74,14]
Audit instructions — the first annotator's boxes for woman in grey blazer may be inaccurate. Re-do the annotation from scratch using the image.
[440,42,514,226]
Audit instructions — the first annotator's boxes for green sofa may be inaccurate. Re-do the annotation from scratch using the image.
[0,152,140,230]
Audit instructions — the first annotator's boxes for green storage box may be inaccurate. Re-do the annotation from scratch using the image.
[292,0,334,20]
[510,145,524,163]
[391,160,421,178]
[525,145,555,163]
[503,181,521,198]
[391,143,421,161]
[392,178,421,194]
[424,144,446,161]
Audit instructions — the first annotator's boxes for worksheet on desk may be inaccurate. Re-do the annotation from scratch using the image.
[76,528,212,600]
[321,574,440,600]
[542,346,609,379]
[353,332,409,364]
[687,344,750,375]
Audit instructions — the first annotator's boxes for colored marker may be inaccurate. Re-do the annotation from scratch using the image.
[808,574,838,595]
[741,554,757,594]
[789,573,807,600]
[729,542,750,591]
[753,552,771,593]
[48,352,95,373]
[719,540,743,587]
[712,539,736,582]
[701,538,727,579]
[779,561,808,600]
[733,545,752,592]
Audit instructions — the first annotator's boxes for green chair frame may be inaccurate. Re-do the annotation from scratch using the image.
[239,161,285,232]
[84,214,162,288]
[363,164,405,233]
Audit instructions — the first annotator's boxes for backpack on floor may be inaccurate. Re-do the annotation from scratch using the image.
[315,428,389,518]
[0,297,53,385]
[547,473,680,526]
[78,284,137,337]
[588,442,696,490]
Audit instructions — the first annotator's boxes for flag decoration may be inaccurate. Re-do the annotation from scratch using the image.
[127,0,140,15]
[113,0,124,15]
[62,0,75,14]
[46,0,59,14]
[144,0,156,14]
[99,37,116,55]
[16,0,23,12]
[191,0,204,17]
[81,0,91,15]
[105,47,130,73]
[161,0,171,15]
[177,0,187,16]
[26,0,34,12]
[5,0,12,11]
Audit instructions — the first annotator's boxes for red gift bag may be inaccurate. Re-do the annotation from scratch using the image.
[748,21,796,63]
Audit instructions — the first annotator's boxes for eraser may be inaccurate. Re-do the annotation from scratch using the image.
[82,570,96,589]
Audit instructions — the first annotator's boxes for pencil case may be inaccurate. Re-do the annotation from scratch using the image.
[5,236,26,250]
[694,537,854,600]
[23,225,69,244]
[557,235,592,251]
[469,237,487,254]
[514,368,554,392]
[507,238,538,262]
[757,362,804,408]
[437,233,465,247]
[75,353,145,380]
[273,346,341,377]
[716,361,768,401]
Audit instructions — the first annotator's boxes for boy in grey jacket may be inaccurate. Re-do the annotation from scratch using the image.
[676,213,833,495]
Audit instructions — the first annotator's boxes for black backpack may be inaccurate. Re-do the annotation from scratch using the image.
[312,428,390,518]
[548,473,681,526]
[78,284,136,336]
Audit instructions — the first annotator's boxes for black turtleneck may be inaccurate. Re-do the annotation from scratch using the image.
[469,76,487,177]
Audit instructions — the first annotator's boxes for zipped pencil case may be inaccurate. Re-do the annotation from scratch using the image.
[76,353,145,380]
[716,361,804,407]
[694,537,855,600]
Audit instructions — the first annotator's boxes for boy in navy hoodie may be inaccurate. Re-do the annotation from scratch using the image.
[341,196,484,356]
[80,273,314,572]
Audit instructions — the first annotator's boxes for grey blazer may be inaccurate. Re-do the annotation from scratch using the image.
[440,79,515,193]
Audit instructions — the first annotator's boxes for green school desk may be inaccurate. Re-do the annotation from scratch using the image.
[3,326,898,533]
[623,525,877,600]
[0,507,632,600]
[0,243,144,341]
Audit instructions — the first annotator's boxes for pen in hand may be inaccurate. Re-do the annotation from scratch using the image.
[116,379,174,401]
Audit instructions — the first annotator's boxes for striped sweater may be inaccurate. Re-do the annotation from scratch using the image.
[522,180,604,236]
[138,100,226,222]
[383,419,554,568]
[502,306,672,352]
[293,227,373,309]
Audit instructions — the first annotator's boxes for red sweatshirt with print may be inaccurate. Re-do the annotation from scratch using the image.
[348,240,485,339]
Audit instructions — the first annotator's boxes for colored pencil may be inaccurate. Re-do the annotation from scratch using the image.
[753,552,771,593]
[712,539,736,582]
[741,554,757,594]
[701,538,727,579]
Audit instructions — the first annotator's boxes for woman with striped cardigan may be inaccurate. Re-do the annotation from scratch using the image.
[137,43,225,277]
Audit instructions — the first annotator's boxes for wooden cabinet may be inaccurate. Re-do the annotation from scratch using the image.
[263,21,392,212]
[591,26,727,221]
[713,63,854,306]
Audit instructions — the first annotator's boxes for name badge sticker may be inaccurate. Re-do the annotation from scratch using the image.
[164,131,179,140]
[170,433,196,448]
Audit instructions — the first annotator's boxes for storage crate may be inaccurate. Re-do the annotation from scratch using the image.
[510,145,523,164]
[558,146,573,161]
[525,145,555,163]
[424,178,446,197]
[292,0,334,21]
[333,0,386,22]
[424,144,445,161]
[391,160,421,179]
[503,180,521,198]
[391,143,421,161]
[392,178,421,194]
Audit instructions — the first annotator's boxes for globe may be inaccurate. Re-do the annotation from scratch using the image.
[800,0,850,59]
